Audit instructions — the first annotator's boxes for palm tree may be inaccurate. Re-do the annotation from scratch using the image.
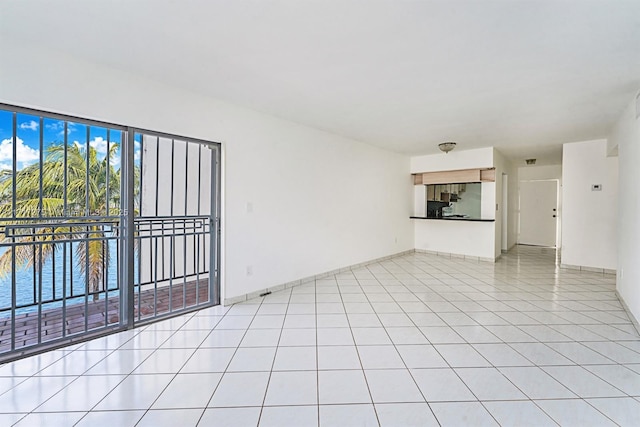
[0,142,123,301]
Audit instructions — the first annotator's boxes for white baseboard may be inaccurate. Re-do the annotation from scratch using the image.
[560,263,616,275]
[223,249,415,305]
[414,249,498,263]
[616,290,640,336]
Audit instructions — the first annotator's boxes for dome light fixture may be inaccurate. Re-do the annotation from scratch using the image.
[438,141,457,154]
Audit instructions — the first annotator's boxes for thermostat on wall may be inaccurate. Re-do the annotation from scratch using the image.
[592,184,602,191]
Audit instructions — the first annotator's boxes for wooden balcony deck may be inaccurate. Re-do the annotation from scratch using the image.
[0,280,210,354]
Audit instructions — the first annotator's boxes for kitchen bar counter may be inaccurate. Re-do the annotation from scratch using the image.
[413,216,498,260]
[410,216,495,222]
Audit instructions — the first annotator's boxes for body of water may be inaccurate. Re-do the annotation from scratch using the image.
[0,240,121,315]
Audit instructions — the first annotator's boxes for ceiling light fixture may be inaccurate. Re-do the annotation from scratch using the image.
[438,142,457,154]
[525,158,536,165]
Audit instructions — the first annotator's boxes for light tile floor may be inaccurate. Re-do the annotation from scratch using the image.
[1,246,639,426]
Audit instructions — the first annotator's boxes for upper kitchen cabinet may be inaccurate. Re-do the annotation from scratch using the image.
[413,167,496,185]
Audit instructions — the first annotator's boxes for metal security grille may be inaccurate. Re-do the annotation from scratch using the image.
[131,131,220,324]
[0,105,220,361]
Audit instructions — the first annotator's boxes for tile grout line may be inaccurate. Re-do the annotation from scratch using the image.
[2,247,638,426]
[378,260,507,425]
[255,285,294,426]
[361,262,443,425]
[192,299,265,425]
[389,255,557,425]
[379,255,586,425]
[33,312,200,426]
[335,271,382,426]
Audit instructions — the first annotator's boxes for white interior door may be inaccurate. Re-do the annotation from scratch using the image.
[519,180,558,247]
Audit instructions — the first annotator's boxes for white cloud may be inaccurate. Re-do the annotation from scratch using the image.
[72,138,121,167]
[45,121,63,132]
[73,137,118,154]
[133,140,142,163]
[90,136,110,154]
[0,137,40,170]
[45,121,76,137]
[19,120,39,131]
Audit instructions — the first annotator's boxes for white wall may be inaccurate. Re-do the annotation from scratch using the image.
[414,220,496,259]
[561,139,618,270]
[410,147,494,172]
[413,186,426,217]
[518,164,562,181]
[493,149,518,256]
[609,95,640,323]
[0,37,414,301]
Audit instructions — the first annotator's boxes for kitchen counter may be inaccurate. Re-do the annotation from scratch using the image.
[413,216,499,260]
[410,216,495,222]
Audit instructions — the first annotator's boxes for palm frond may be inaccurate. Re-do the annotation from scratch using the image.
[1,141,127,292]
[75,225,109,293]
[0,223,73,278]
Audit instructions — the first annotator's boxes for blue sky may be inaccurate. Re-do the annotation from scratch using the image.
[0,107,141,172]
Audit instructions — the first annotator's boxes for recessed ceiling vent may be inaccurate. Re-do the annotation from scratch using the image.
[525,159,536,165]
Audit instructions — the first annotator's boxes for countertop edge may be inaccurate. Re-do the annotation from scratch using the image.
[410,216,496,222]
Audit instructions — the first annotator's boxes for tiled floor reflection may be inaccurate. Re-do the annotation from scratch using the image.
[1,246,639,426]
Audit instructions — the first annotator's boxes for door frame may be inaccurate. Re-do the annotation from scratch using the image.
[517,178,561,247]
[126,128,221,328]
[501,173,508,251]
[0,103,222,362]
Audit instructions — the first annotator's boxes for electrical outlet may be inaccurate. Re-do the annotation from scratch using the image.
[246,265,253,276]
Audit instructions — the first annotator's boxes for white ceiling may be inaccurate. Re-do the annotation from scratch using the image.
[2,0,639,164]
